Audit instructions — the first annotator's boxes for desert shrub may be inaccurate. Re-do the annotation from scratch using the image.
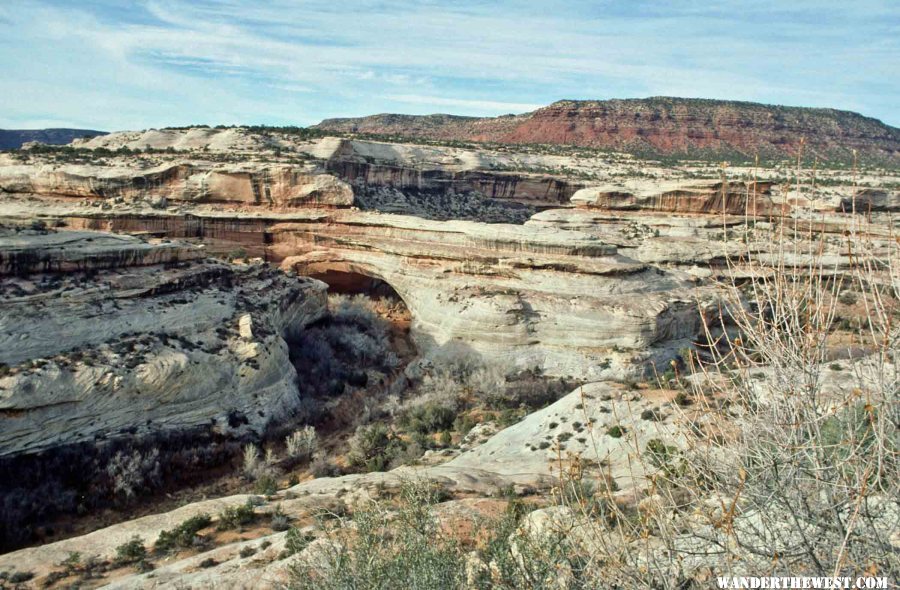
[265,448,279,467]
[497,407,525,427]
[398,401,456,434]
[239,545,257,558]
[604,420,625,436]
[310,457,342,478]
[838,291,858,305]
[348,423,407,472]
[242,444,260,478]
[270,504,291,531]
[217,500,256,530]
[243,443,279,483]
[673,391,692,406]
[289,482,464,589]
[640,408,661,421]
[284,526,315,556]
[7,570,34,584]
[644,439,682,475]
[155,514,212,552]
[60,551,81,572]
[289,480,603,589]
[199,557,217,568]
[43,569,69,586]
[114,535,148,567]
[452,413,477,435]
[255,474,279,495]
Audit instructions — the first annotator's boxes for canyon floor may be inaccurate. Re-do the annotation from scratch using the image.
[0,127,897,588]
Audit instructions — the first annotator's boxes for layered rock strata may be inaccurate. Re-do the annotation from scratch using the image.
[0,197,712,381]
[0,162,354,207]
[0,229,327,457]
[571,179,780,215]
[316,98,900,163]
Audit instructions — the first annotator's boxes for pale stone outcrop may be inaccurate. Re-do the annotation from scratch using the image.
[272,211,710,379]
[446,382,684,489]
[571,179,779,215]
[0,162,354,207]
[0,229,327,457]
[838,187,900,212]
[0,197,713,380]
[0,381,689,587]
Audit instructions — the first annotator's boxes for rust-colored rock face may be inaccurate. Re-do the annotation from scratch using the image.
[316,98,900,163]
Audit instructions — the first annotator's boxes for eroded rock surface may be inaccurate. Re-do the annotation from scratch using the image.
[0,382,687,588]
[571,179,780,215]
[0,161,354,207]
[0,196,713,380]
[0,229,327,457]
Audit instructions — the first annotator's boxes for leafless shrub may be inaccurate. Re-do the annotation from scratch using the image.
[106,448,161,499]
[285,426,317,462]
[543,163,900,586]
[667,161,900,579]
[264,447,279,467]
[242,444,261,479]
[310,455,342,478]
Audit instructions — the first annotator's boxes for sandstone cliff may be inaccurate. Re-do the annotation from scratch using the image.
[0,229,327,457]
[0,162,353,207]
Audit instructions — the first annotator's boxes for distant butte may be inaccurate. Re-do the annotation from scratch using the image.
[314,97,900,164]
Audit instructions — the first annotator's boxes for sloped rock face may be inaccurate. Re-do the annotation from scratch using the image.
[571,179,780,215]
[0,229,204,275]
[0,382,690,588]
[324,141,582,210]
[838,188,900,212]
[0,229,327,458]
[316,98,900,162]
[0,162,354,207]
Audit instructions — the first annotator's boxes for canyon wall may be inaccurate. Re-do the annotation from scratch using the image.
[0,162,354,207]
[0,230,327,457]
[0,198,714,382]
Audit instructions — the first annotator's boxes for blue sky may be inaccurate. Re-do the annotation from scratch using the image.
[1,0,897,131]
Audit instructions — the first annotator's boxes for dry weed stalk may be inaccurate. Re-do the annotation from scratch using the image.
[683,158,899,577]
[550,160,898,586]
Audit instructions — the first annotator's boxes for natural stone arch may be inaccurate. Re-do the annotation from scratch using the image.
[280,256,409,306]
